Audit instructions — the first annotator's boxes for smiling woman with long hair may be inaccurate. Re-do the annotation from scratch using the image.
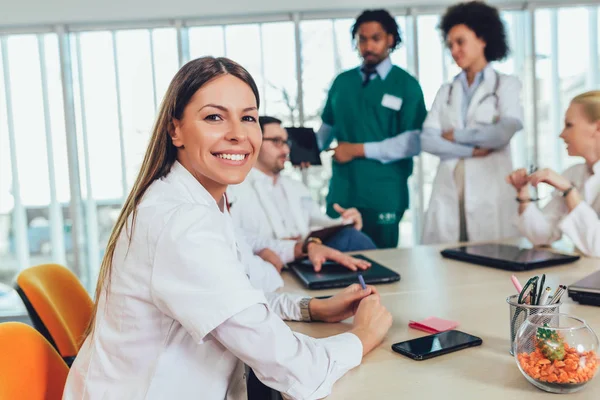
[61,57,392,400]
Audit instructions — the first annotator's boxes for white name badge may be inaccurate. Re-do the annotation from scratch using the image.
[381,94,402,111]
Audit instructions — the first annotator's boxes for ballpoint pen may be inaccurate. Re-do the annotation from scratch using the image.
[548,287,561,305]
[550,285,566,305]
[556,285,568,303]
[358,273,367,290]
[539,287,551,306]
[537,274,546,305]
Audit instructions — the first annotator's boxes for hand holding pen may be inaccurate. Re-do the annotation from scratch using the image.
[358,273,367,290]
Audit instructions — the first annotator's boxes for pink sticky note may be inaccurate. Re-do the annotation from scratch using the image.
[408,316,459,334]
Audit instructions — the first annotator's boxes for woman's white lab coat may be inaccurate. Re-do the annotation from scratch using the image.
[421,66,523,244]
[235,227,285,292]
[62,161,362,400]
[518,162,600,257]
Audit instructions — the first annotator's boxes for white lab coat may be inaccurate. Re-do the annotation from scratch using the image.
[63,161,362,400]
[518,162,600,258]
[228,169,342,241]
[421,67,523,244]
[236,227,284,292]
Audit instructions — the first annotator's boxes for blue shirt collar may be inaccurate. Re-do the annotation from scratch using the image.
[457,64,492,92]
[360,57,393,80]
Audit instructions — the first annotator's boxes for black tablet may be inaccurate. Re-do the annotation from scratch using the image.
[287,254,400,290]
[286,127,322,166]
[440,243,580,271]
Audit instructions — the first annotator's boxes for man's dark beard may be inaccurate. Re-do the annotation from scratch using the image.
[362,53,382,67]
[272,163,285,175]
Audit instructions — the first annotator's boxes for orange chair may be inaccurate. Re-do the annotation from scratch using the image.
[15,263,93,365]
[0,322,69,400]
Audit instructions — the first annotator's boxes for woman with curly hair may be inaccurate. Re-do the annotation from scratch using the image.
[421,1,524,244]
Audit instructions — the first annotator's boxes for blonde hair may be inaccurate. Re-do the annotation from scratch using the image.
[571,90,600,123]
[83,57,260,339]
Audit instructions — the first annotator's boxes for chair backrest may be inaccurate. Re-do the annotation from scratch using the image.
[0,322,69,400]
[16,263,93,358]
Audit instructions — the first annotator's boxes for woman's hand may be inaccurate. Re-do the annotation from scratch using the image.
[309,283,377,323]
[441,130,455,142]
[350,294,393,356]
[472,147,492,157]
[506,168,530,192]
[528,168,572,191]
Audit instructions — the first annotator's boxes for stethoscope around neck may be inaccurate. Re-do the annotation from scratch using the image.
[446,69,501,109]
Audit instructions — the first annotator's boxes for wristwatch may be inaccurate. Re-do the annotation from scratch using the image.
[302,237,322,254]
[299,297,313,322]
[562,184,576,197]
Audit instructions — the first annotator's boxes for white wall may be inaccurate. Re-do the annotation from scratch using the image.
[2,0,431,27]
[0,0,570,28]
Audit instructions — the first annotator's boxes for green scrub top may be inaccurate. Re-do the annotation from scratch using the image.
[321,65,427,214]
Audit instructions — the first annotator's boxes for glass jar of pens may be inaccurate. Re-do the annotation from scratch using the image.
[507,274,566,355]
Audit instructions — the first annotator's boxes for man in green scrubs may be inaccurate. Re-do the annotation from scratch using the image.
[316,9,427,249]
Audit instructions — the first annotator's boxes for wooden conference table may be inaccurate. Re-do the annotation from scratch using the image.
[280,241,600,399]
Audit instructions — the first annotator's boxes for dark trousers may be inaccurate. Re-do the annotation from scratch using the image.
[324,227,377,252]
[357,209,405,249]
[247,368,281,400]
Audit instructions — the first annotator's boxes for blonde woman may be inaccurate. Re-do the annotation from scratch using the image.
[507,91,600,257]
[62,57,392,399]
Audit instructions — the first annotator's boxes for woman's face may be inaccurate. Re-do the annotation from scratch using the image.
[170,74,261,199]
[560,102,599,158]
[446,24,487,71]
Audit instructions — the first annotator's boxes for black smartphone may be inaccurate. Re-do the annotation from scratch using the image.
[391,330,482,361]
